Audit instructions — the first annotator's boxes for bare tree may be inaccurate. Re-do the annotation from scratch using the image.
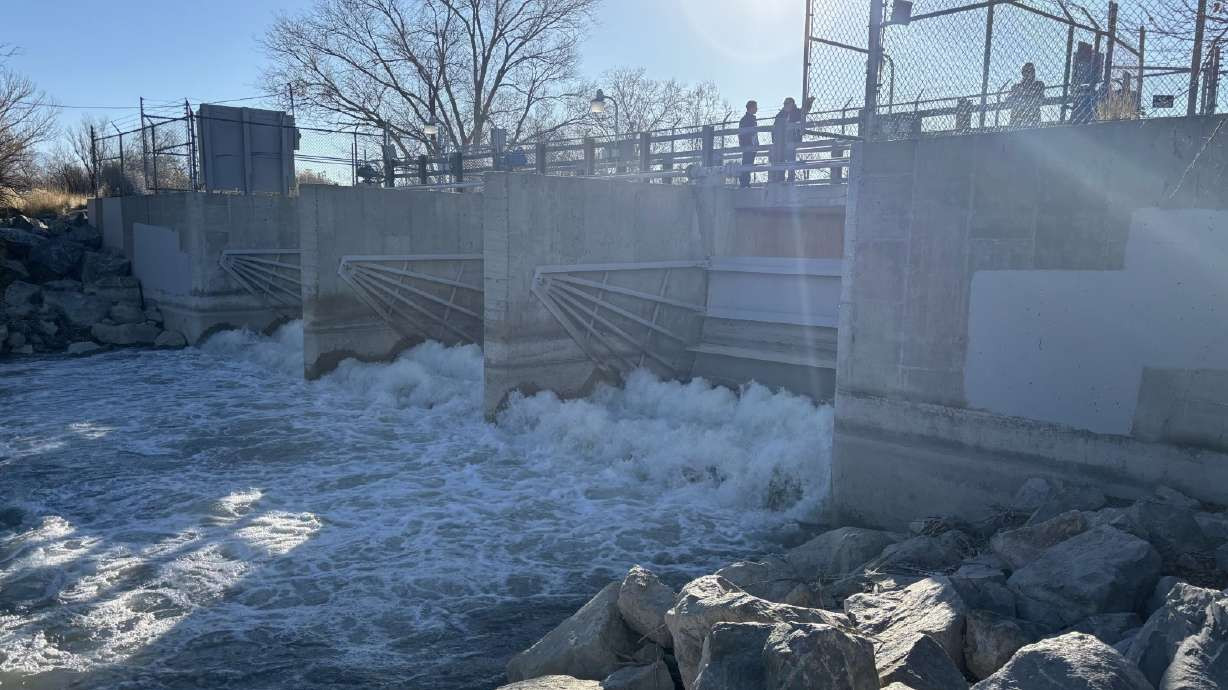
[578,67,734,138]
[0,45,56,206]
[261,0,598,157]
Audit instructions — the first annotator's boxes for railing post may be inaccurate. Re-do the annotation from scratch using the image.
[583,137,595,176]
[638,132,651,176]
[382,126,395,188]
[535,142,548,175]
[417,155,428,185]
[863,0,884,136]
[450,152,464,185]
[701,125,715,168]
[662,154,673,185]
[89,125,99,198]
[831,146,844,182]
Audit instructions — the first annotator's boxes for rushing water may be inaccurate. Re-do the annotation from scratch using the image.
[0,323,833,689]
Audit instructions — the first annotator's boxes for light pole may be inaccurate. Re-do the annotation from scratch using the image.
[590,88,620,135]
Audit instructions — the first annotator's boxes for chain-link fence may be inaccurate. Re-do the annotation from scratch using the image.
[804,0,1227,139]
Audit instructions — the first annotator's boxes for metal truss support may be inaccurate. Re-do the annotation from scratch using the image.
[338,254,484,345]
[219,249,303,308]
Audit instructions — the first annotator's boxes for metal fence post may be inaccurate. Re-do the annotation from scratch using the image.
[89,126,99,198]
[417,155,429,185]
[978,0,996,129]
[1136,27,1146,113]
[535,142,548,175]
[1188,0,1207,117]
[701,125,715,168]
[1102,2,1118,88]
[450,152,464,184]
[638,132,651,175]
[863,0,885,136]
[587,137,600,175]
[151,121,160,193]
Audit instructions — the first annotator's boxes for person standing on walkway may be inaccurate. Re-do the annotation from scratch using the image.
[738,100,759,188]
[771,96,814,182]
[1007,62,1046,127]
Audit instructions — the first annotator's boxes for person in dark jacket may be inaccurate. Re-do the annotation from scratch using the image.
[738,100,758,188]
[770,96,814,182]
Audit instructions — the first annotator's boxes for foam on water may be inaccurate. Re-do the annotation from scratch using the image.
[0,322,832,689]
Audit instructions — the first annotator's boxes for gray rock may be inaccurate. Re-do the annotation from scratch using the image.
[66,341,102,356]
[990,510,1089,571]
[144,307,163,323]
[1124,582,1222,686]
[785,526,901,579]
[4,280,41,317]
[506,581,640,683]
[876,632,968,690]
[1064,613,1143,646]
[693,622,775,690]
[6,330,26,349]
[971,632,1151,690]
[714,557,820,608]
[1158,601,1228,690]
[0,258,28,290]
[617,565,676,648]
[964,609,1047,680]
[763,623,879,690]
[832,531,973,601]
[664,575,849,690]
[1147,577,1182,617]
[844,576,968,671]
[13,343,32,355]
[1194,512,1228,544]
[0,226,47,259]
[90,322,160,346]
[883,685,921,690]
[85,276,141,305]
[81,251,130,283]
[1154,486,1201,510]
[6,215,47,232]
[109,302,145,325]
[949,571,1016,617]
[42,289,109,329]
[601,661,673,690]
[955,563,1006,580]
[496,677,601,690]
[27,237,84,281]
[65,224,101,249]
[37,319,57,338]
[1125,498,1211,557]
[1008,526,1161,629]
[1013,478,1106,525]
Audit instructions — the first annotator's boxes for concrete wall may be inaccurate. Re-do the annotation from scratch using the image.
[482,173,736,415]
[109,192,299,343]
[834,115,1228,528]
[299,184,483,379]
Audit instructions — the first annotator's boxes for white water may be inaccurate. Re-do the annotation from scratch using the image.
[0,323,833,689]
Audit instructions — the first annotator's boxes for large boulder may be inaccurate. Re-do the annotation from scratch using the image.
[1063,613,1142,646]
[785,526,901,579]
[1124,582,1222,686]
[617,566,676,648]
[85,276,141,305]
[6,215,47,232]
[1194,511,1228,544]
[693,622,775,690]
[42,288,109,329]
[108,302,145,324]
[948,568,1016,617]
[1007,526,1161,629]
[1123,498,1210,558]
[4,280,41,318]
[1158,601,1228,690]
[971,632,1151,690]
[154,330,187,349]
[600,660,674,690]
[27,237,84,281]
[0,226,47,260]
[990,510,1089,571]
[81,250,130,283]
[714,558,820,608]
[963,609,1047,680]
[66,341,102,356]
[763,623,879,690]
[506,581,641,683]
[496,677,601,690]
[0,258,28,291]
[1011,477,1106,525]
[91,322,160,346]
[65,224,102,249]
[831,531,971,601]
[875,632,968,690]
[664,575,849,689]
[844,576,968,670]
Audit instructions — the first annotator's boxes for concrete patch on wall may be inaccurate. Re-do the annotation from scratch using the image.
[132,222,192,296]
[965,207,1228,440]
[1133,367,1228,452]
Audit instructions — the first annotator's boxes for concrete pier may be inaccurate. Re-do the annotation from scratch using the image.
[298,185,483,379]
[832,115,1228,528]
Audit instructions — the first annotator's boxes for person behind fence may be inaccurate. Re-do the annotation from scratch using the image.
[770,96,814,182]
[738,100,759,188]
[1006,62,1046,127]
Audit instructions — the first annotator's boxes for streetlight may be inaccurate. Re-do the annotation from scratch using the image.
[423,119,439,136]
[590,88,620,134]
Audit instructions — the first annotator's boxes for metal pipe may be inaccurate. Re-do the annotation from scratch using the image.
[1188,0,1207,117]
[979,1,997,128]
[863,0,885,134]
[1061,25,1075,121]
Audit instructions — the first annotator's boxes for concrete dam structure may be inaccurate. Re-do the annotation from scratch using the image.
[84,113,1228,530]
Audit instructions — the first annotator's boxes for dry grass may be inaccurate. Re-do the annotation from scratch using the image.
[14,188,88,218]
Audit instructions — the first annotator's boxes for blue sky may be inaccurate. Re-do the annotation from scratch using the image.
[4,0,805,135]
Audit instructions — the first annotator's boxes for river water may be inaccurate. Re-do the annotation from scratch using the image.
[0,322,833,689]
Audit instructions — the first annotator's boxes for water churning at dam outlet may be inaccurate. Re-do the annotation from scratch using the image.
[0,322,833,689]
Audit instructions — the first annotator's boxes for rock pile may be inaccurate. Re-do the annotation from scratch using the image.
[0,211,186,357]
[500,478,1228,689]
